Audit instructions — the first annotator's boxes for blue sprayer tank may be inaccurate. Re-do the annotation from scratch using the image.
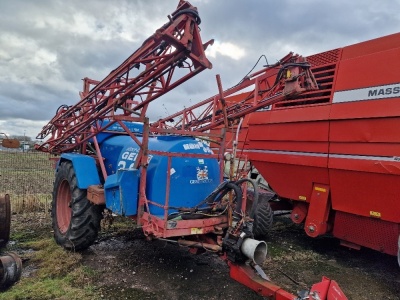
[97,122,220,218]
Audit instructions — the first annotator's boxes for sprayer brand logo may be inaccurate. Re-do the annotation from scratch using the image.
[183,143,201,150]
[183,142,213,153]
[117,150,153,169]
[190,166,212,184]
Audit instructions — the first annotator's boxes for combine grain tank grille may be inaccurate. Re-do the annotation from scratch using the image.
[275,49,341,108]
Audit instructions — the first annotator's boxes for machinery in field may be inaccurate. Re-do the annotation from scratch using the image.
[0,134,23,288]
[158,32,400,267]
[0,194,11,249]
[0,133,19,248]
[237,33,400,267]
[36,1,347,299]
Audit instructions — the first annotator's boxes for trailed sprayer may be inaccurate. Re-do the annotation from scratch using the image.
[36,1,347,299]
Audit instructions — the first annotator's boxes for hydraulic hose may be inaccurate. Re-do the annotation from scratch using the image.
[169,181,243,220]
[235,178,259,219]
[273,62,311,87]
[172,9,201,25]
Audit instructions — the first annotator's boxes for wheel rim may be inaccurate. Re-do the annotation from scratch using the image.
[56,179,72,234]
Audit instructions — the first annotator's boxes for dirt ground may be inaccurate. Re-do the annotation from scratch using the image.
[85,231,261,300]
[7,213,400,299]
[263,218,400,300]
[85,216,400,300]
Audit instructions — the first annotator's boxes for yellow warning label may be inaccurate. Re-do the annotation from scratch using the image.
[298,196,307,201]
[191,228,203,234]
[370,211,381,218]
[314,187,326,193]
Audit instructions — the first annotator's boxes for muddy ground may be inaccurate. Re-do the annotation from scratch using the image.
[7,213,400,299]
[87,232,261,300]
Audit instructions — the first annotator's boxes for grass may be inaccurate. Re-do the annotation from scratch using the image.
[1,213,100,300]
[0,152,111,299]
[0,151,55,213]
[0,152,54,192]
[0,275,97,300]
[1,211,138,300]
[11,194,52,214]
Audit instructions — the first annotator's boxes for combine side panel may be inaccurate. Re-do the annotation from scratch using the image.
[333,212,399,256]
[245,48,342,202]
[244,32,400,257]
[328,32,400,254]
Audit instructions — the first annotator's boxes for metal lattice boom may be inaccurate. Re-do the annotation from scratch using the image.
[36,1,213,154]
[151,53,318,133]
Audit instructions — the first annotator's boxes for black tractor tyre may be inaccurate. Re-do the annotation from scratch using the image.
[0,194,11,248]
[397,235,400,267]
[252,193,274,239]
[52,161,102,251]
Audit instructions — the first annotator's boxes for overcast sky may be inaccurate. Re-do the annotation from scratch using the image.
[1,0,399,140]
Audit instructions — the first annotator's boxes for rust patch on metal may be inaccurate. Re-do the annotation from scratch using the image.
[87,185,105,205]
[0,194,11,248]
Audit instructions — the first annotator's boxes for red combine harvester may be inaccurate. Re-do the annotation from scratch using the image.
[243,33,400,266]
[158,32,400,266]
[36,1,348,299]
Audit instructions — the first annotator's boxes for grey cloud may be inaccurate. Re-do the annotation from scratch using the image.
[1,0,399,138]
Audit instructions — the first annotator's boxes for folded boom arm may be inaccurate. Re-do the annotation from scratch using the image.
[36,1,213,154]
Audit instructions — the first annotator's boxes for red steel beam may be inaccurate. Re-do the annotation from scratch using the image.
[229,262,297,299]
[151,53,318,133]
[36,1,213,154]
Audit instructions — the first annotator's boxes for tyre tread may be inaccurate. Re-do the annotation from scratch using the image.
[52,161,102,251]
[253,193,274,239]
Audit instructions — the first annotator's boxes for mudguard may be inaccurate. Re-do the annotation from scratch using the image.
[59,153,101,189]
